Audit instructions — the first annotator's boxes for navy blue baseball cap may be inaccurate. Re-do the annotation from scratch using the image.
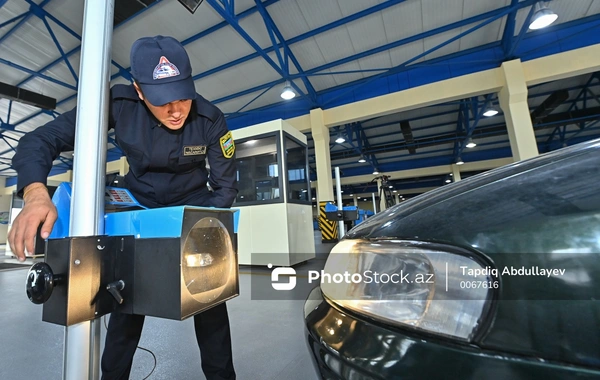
[130,35,196,106]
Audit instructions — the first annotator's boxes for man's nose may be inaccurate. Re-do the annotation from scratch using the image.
[168,102,183,116]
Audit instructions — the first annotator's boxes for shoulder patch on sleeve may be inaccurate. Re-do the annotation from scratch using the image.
[219,131,235,159]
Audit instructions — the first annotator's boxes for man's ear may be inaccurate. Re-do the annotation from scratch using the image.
[133,82,145,101]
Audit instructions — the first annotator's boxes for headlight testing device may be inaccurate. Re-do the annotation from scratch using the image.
[25,183,239,325]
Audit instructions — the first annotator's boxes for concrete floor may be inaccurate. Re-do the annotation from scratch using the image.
[0,233,334,380]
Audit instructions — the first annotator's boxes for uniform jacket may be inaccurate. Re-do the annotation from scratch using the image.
[13,84,238,209]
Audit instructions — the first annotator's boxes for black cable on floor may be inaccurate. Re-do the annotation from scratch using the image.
[103,315,157,380]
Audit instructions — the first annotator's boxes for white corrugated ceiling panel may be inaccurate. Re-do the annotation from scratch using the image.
[234,0,259,15]
[43,59,79,89]
[422,0,464,30]
[463,0,509,19]
[21,76,74,104]
[356,51,392,75]
[289,38,327,72]
[381,1,424,43]
[111,0,223,68]
[192,26,257,67]
[0,64,29,86]
[344,11,387,53]
[3,21,64,71]
[459,18,504,51]
[42,0,84,36]
[388,40,425,67]
[327,62,364,87]
[295,0,344,30]
[313,27,355,64]
[198,56,280,101]
[338,0,385,17]
[422,29,461,61]
[238,12,272,50]
[588,0,600,15]
[268,0,312,40]
[194,73,237,102]
[0,0,30,27]
[309,70,338,92]
[551,0,596,24]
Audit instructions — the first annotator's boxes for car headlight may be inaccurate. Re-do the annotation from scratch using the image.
[320,239,496,341]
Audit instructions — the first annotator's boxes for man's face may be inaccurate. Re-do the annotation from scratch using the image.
[134,83,193,130]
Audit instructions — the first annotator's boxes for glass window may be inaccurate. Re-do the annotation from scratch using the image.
[285,134,310,203]
[234,135,281,204]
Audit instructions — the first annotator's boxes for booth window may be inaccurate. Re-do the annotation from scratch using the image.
[285,134,311,204]
[234,133,282,205]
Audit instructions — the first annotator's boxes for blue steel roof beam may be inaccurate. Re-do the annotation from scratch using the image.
[232,83,276,114]
[0,0,52,46]
[313,0,536,81]
[216,0,537,107]
[0,11,28,29]
[587,88,600,106]
[517,13,600,59]
[505,4,537,58]
[15,1,166,90]
[567,120,600,143]
[0,57,76,90]
[6,100,12,123]
[205,0,307,100]
[40,16,78,84]
[253,0,318,105]
[191,0,405,82]
[10,93,75,132]
[452,101,468,160]
[358,125,379,171]
[546,73,598,146]
[501,0,519,59]
[323,5,523,108]
[1,135,16,152]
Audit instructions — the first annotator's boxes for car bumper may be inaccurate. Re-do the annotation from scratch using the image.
[304,287,600,380]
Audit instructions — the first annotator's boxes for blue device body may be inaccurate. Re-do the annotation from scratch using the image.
[49,182,239,239]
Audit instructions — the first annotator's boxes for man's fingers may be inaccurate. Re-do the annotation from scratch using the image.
[23,224,37,259]
[41,213,56,239]
[9,226,25,261]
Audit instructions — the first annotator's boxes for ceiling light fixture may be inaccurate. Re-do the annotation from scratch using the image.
[483,106,498,117]
[358,155,366,163]
[529,2,558,30]
[465,138,477,148]
[456,157,464,165]
[335,133,346,144]
[373,169,380,175]
[280,81,295,100]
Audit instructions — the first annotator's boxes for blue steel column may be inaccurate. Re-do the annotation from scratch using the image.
[64,0,114,379]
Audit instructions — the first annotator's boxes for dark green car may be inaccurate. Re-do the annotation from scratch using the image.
[304,139,600,379]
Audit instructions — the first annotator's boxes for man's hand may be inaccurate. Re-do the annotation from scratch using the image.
[8,183,57,261]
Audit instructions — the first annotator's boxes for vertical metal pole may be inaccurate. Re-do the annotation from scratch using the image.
[371,193,377,214]
[334,167,344,239]
[64,1,114,379]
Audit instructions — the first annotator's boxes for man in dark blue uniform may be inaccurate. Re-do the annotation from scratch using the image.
[9,35,238,380]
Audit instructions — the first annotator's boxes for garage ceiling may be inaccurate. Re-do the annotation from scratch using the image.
[1,0,600,198]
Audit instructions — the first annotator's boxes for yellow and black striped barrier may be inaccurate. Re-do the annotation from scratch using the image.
[319,201,338,243]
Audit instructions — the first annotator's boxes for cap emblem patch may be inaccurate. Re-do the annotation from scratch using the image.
[153,56,180,80]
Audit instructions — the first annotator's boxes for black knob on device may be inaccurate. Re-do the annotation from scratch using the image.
[26,262,63,304]
[107,280,125,305]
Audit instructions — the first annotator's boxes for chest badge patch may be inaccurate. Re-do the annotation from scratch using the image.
[220,131,235,159]
[153,56,180,80]
[183,145,207,156]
